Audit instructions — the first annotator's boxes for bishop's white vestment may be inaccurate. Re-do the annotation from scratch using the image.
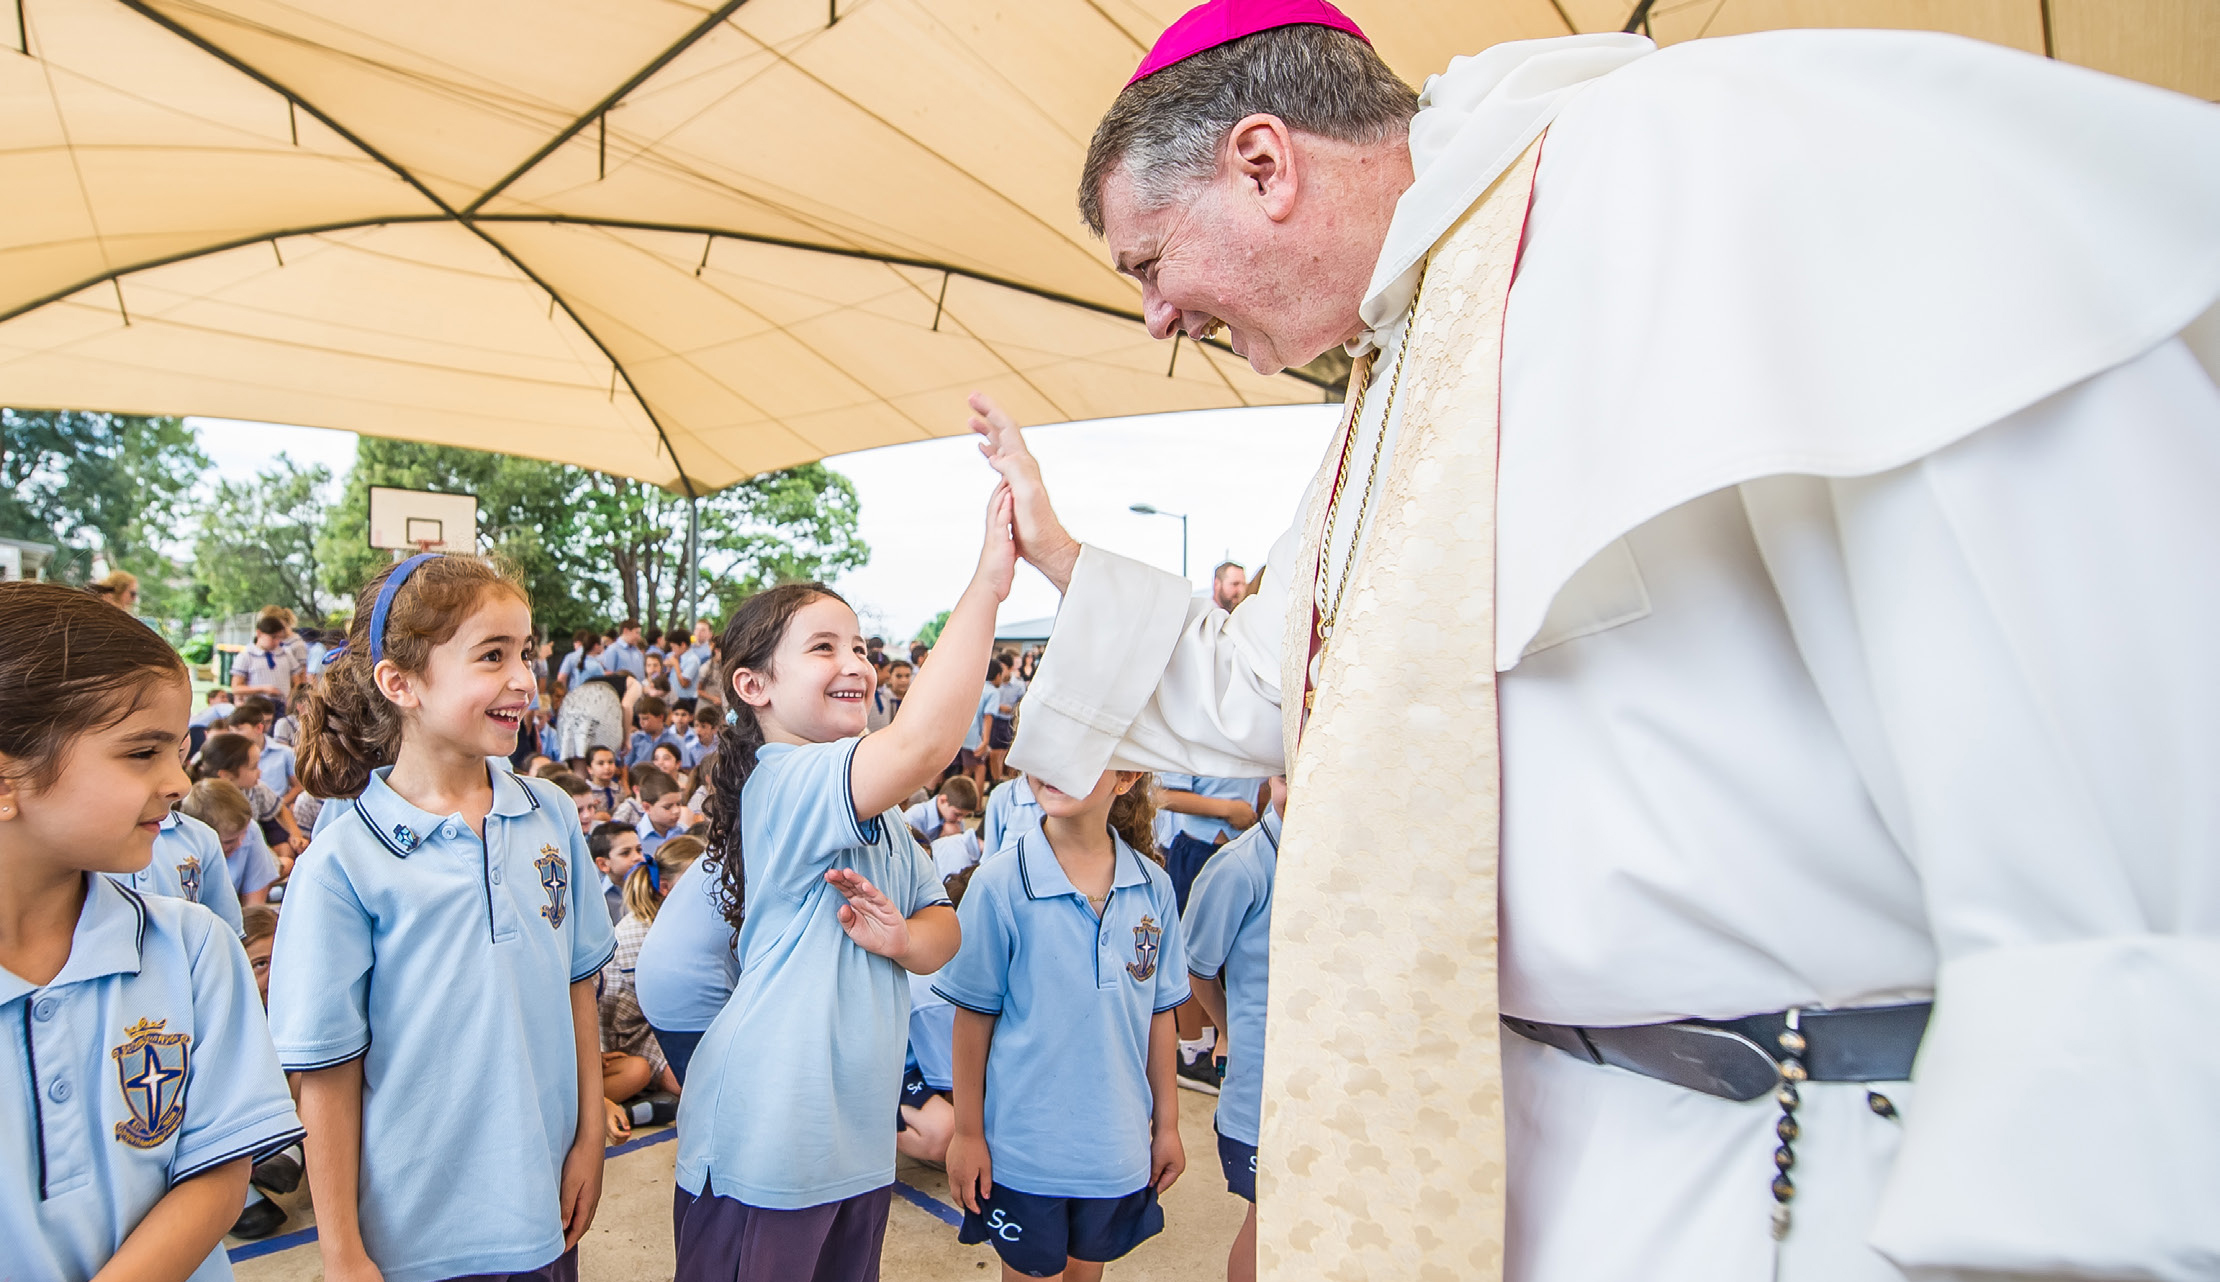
[1012,29,2220,1282]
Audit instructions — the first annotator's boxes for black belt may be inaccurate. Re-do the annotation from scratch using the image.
[1502,1002,1932,1103]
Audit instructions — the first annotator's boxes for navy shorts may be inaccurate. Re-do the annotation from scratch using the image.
[651,1025,704,1086]
[897,1064,949,1130]
[988,716,1014,749]
[957,1183,1163,1276]
[1165,832,1219,912]
[441,1248,576,1282]
[1217,1130,1258,1203]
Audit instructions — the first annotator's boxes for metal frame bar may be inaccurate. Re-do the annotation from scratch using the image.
[463,0,754,215]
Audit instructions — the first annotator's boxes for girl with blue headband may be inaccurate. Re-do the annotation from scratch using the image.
[270,554,617,1282]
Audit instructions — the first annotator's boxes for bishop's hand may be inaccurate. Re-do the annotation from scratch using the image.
[969,392,1081,593]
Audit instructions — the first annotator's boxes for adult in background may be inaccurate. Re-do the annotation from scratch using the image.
[972,4,2220,1281]
[1209,561,1245,612]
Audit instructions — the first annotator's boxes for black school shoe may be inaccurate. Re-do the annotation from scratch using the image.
[623,1091,680,1127]
[1176,1052,1223,1095]
[251,1148,303,1194]
[231,1193,288,1240]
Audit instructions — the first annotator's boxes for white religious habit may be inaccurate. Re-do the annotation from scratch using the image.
[1011,28,2220,1282]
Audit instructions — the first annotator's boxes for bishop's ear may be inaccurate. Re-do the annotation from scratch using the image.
[1227,113,1300,222]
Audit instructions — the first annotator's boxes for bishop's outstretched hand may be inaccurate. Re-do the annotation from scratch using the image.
[969,392,1081,593]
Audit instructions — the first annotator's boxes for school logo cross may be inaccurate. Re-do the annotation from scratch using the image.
[175,855,202,901]
[111,1017,190,1148]
[536,845,568,928]
[1127,914,1162,982]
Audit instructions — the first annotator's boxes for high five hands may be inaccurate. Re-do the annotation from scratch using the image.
[969,392,1082,593]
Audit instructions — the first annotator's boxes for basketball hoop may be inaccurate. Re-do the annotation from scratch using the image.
[368,486,478,558]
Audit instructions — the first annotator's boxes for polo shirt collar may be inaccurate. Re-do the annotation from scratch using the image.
[2,875,149,1004]
[353,760,536,858]
[1014,828,1152,902]
[1260,805,1282,851]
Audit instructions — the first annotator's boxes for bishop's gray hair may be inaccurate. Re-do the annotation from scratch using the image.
[1078,24,1419,237]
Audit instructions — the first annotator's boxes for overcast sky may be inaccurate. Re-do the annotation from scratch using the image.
[188,403,1339,641]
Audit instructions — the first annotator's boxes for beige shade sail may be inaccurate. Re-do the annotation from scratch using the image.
[4,0,2214,493]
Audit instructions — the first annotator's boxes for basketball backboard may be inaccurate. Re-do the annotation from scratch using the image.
[367,486,478,554]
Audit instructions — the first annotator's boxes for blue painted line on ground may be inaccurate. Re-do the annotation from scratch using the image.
[225,1126,967,1261]
[227,1223,320,1262]
[892,1178,965,1228]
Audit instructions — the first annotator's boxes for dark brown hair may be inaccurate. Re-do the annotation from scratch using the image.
[197,731,257,780]
[240,904,280,948]
[297,555,526,799]
[0,582,187,794]
[704,581,850,934]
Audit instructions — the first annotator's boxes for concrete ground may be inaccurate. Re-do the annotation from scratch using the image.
[229,1090,1246,1281]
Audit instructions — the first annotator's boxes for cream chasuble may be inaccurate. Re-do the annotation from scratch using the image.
[1256,141,1539,1282]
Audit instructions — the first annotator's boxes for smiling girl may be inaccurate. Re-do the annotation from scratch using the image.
[0,582,301,1282]
[668,488,1015,1282]
[269,555,616,1282]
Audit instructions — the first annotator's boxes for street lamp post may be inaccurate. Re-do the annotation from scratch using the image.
[1129,503,1189,580]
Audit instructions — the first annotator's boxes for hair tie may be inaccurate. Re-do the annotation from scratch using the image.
[369,553,439,665]
[647,861,662,895]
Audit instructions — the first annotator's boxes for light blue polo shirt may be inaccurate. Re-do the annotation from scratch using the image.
[902,798,947,840]
[962,682,996,752]
[931,828,1190,1198]
[675,739,949,1209]
[980,775,1043,857]
[603,638,647,680]
[637,817,687,858]
[225,822,280,897]
[907,971,955,1090]
[257,741,296,796]
[674,643,711,700]
[1158,774,1269,845]
[3,877,301,1282]
[634,854,739,1032]
[117,810,245,935]
[267,765,616,1282]
[1180,807,1279,1147]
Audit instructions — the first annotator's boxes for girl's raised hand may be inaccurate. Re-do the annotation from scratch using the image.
[827,868,911,960]
[976,483,1018,602]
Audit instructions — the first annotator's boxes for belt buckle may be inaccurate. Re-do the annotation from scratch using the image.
[1641,1022,1783,1102]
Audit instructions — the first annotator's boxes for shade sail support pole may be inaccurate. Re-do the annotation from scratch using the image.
[685,496,700,631]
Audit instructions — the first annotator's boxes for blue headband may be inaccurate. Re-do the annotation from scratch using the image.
[646,861,662,895]
[369,553,439,665]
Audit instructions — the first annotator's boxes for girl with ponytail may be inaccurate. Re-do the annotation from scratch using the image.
[932,763,1192,1278]
[267,554,617,1282]
[667,488,1016,1281]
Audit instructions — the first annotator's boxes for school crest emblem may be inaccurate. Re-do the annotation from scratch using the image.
[175,855,202,901]
[1127,915,1162,983]
[110,1018,190,1148]
[536,845,568,928]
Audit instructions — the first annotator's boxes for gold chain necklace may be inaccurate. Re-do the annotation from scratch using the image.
[1314,258,1430,646]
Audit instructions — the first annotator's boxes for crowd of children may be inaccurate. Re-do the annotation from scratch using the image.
[2,513,1283,1282]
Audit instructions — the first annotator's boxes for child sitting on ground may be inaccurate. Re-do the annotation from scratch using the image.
[182,777,278,907]
[904,775,980,844]
[600,834,703,1142]
[590,822,644,925]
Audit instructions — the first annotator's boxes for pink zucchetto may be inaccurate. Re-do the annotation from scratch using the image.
[1126,0,1371,85]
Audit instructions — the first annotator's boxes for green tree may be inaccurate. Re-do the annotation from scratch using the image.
[320,439,868,638]
[578,464,870,631]
[193,455,337,623]
[319,438,607,636]
[915,609,953,648]
[1,409,207,604]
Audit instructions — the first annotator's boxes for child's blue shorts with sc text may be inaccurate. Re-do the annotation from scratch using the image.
[957,1183,1163,1276]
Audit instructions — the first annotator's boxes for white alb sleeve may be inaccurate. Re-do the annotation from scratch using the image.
[1008,514,1301,797]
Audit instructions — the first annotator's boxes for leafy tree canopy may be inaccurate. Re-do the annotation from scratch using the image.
[1,409,208,614]
[194,456,338,624]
